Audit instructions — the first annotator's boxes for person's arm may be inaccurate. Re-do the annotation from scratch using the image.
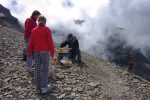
[47,28,54,58]
[60,40,69,48]
[75,39,79,49]
[27,30,34,58]
[24,18,33,40]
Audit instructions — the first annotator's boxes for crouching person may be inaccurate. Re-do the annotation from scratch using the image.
[28,15,54,94]
[60,33,82,65]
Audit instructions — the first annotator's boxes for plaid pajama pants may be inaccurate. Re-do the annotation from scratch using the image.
[34,52,50,92]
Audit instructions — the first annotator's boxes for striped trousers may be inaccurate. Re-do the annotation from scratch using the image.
[34,52,50,92]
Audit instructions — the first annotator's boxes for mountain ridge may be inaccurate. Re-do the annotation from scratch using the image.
[0,4,22,32]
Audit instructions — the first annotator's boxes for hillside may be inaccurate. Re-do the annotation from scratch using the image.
[105,30,150,81]
[0,26,150,100]
[0,4,22,31]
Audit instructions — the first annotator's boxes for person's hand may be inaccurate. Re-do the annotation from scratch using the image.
[51,57,57,63]
[53,58,57,62]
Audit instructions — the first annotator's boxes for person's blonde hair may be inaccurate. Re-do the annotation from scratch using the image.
[38,15,46,26]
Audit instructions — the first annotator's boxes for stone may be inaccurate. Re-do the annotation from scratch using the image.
[88,82,99,88]
[140,84,147,87]
[66,81,72,84]
[4,78,10,82]
[83,97,88,100]
[55,74,65,80]
[64,83,68,87]
[133,79,139,83]
[118,80,123,84]
[15,87,22,92]
[65,87,72,91]
[73,88,78,92]
[78,87,83,92]
[58,93,66,99]
[71,92,76,97]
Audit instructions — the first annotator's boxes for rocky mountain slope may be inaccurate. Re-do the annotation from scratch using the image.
[0,26,150,100]
[0,4,22,31]
[105,30,150,81]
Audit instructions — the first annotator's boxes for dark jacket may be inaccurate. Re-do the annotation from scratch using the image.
[61,37,79,52]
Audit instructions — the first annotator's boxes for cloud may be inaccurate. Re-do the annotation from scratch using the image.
[109,0,150,49]
[0,0,150,58]
[0,0,109,24]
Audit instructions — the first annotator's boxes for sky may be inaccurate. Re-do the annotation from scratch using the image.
[0,0,150,58]
[0,0,109,25]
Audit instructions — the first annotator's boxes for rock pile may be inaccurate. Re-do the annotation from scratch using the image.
[0,26,150,100]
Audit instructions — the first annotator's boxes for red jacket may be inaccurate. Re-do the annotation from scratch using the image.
[24,17,37,40]
[27,26,54,58]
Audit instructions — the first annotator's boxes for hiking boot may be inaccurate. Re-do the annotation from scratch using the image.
[35,90,41,94]
[41,84,54,94]
[76,60,83,66]
[32,64,35,68]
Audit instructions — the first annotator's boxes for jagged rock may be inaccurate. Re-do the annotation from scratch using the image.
[64,87,72,91]
[4,78,10,82]
[88,82,99,88]
[15,87,22,92]
[6,94,13,98]
[78,87,83,92]
[83,96,88,100]
[140,84,147,87]
[72,87,78,92]
[55,74,65,80]
[66,80,72,85]
[71,92,76,97]
[133,79,139,83]
[58,93,66,99]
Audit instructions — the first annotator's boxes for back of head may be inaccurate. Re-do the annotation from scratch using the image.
[68,33,73,39]
[38,15,46,26]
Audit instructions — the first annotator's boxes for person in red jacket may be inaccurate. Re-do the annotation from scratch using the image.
[24,10,41,71]
[24,10,41,41]
[28,15,54,94]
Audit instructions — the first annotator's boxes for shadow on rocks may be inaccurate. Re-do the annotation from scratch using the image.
[76,61,88,69]
[38,93,58,100]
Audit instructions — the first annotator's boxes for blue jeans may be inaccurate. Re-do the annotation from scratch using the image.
[25,38,33,69]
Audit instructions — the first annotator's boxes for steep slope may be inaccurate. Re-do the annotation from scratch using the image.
[0,26,150,100]
[105,30,150,81]
[0,4,22,31]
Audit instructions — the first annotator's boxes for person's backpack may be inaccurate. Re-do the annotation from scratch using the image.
[22,48,27,61]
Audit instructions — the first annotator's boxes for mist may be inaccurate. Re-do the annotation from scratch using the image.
[0,0,150,59]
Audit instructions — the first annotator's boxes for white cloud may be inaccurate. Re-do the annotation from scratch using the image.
[0,0,150,58]
[0,0,109,25]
